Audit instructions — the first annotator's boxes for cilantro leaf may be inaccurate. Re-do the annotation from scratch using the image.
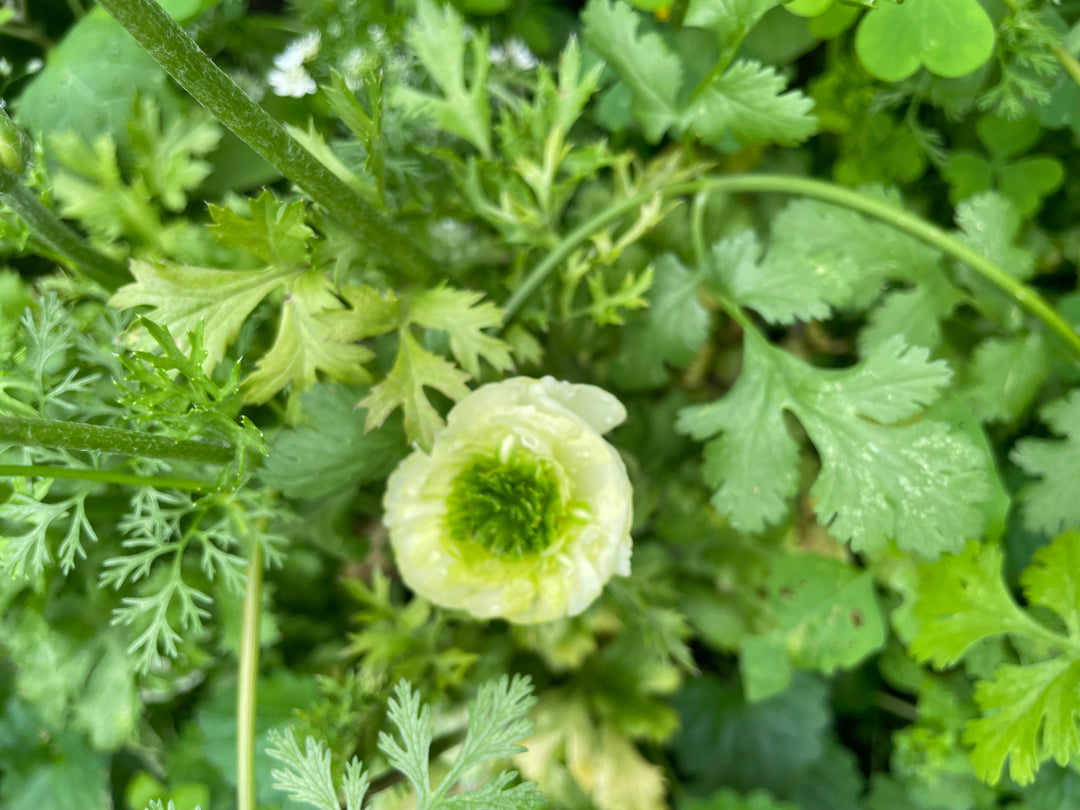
[677,333,800,533]
[704,229,851,325]
[244,272,375,407]
[1012,391,1080,535]
[963,332,1049,424]
[261,383,406,499]
[612,253,711,389]
[684,0,781,49]
[360,331,471,452]
[740,554,885,702]
[581,0,683,142]
[908,533,1080,785]
[582,0,815,147]
[955,193,1035,282]
[689,60,817,147]
[910,541,1040,667]
[679,332,985,555]
[1021,531,1080,639]
[761,192,947,313]
[858,277,962,354]
[407,286,513,378]
[966,659,1080,785]
[109,259,296,372]
[392,0,492,156]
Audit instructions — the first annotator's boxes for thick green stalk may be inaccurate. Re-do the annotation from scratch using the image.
[503,174,1080,361]
[0,168,130,288]
[0,415,233,464]
[236,540,263,810]
[94,0,432,282]
[0,464,213,491]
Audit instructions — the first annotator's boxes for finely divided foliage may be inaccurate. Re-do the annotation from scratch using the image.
[3,0,1080,807]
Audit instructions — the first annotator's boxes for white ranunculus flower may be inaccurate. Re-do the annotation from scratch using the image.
[383,376,633,624]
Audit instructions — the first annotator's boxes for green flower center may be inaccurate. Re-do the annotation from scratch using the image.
[445,453,565,557]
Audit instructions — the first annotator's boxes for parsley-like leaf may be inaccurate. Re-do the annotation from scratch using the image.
[963,332,1048,424]
[244,271,375,408]
[582,0,816,147]
[207,189,313,268]
[612,253,710,389]
[392,0,492,157]
[679,332,988,555]
[109,260,296,372]
[360,331,471,452]
[684,0,781,50]
[910,541,1039,667]
[689,61,817,147]
[407,285,513,378]
[1012,391,1080,536]
[740,554,885,702]
[965,659,1080,785]
[910,534,1080,785]
[581,0,682,142]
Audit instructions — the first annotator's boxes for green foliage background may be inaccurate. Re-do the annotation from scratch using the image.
[2,0,1080,808]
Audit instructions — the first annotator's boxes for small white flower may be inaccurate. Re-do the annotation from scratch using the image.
[383,377,633,624]
[488,44,508,66]
[505,38,538,71]
[289,31,322,64]
[25,58,44,74]
[268,64,317,98]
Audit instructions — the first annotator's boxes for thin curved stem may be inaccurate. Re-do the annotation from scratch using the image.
[0,168,130,289]
[1049,42,1080,91]
[0,464,213,491]
[236,540,263,810]
[503,174,1080,361]
[0,415,234,464]
[94,0,433,282]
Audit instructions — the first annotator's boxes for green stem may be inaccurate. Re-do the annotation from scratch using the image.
[0,464,214,491]
[0,415,234,464]
[0,169,130,289]
[0,23,55,48]
[503,174,1080,361]
[94,0,432,282]
[1049,42,1080,91]
[236,540,263,810]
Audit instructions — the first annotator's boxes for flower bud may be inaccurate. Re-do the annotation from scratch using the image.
[0,109,27,174]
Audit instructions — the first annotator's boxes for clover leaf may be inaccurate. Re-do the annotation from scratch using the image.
[943,115,1065,217]
[855,0,995,82]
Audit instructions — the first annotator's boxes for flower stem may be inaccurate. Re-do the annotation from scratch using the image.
[0,415,234,464]
[0,168,130,289]
[236,539,263,810]
[94,0,433,282]
[502,174,1080,361]
[1049,42,1080,91]
[0,464,214,491]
